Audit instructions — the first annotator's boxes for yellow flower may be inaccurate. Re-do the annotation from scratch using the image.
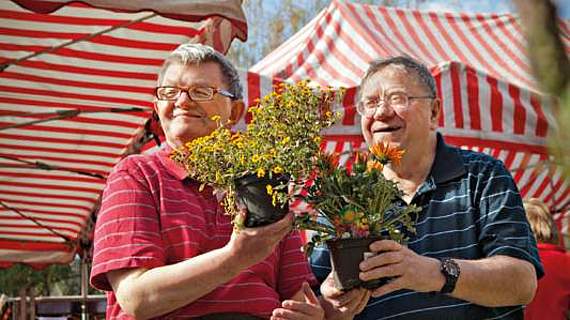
[313,136,322,144]
[266,184,273,195]
[281,136,290,144]
[252,154,261,163]
[366,160,384,172]
[210,115,221,122]
[257,168,265,178]
[273,166,284,174]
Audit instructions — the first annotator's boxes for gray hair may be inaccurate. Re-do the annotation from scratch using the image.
[157,43,243,100]
[358,56,436,101]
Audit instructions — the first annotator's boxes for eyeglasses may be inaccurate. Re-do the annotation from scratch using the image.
[357,92,434,116]
[155,86,235,101]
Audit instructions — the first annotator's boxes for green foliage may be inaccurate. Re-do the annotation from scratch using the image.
[295,144,421,256]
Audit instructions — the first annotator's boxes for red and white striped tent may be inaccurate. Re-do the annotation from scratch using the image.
[250,1,570,221]
[0,0,247,266]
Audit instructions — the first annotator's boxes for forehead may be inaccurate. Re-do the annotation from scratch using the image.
[361,64,424,96]
[161,61,225,87]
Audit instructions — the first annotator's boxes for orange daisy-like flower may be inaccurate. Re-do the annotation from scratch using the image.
[369,141,405,166]
[366,160,384,173]
[319,152,340,173]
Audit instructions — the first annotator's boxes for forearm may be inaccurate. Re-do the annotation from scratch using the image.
[448,255,537,306]
[111,245,247,319]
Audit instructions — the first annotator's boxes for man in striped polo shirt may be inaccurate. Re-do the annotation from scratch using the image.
[313,56,544,319]
[90,44,322,320]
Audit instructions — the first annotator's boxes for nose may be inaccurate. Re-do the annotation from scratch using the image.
[371,101,394,119]
[174,91,196,109]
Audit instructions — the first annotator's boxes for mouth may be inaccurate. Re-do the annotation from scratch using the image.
[372,126,401,133]
[173,111,203,119]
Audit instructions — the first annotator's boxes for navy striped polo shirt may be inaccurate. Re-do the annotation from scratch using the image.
[310,133,544,320]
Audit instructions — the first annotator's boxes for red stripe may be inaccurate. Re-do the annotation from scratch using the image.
[50,47,164,66]
[543,176,564,204]
[0,180,101,194]
[529,93,548,137]
[475,15,528,77]
[0,170,105,184]
[502,150,517,170]
[460,15,526,85]
[90,35,180,51]
[0,238,74,251]
[342,88,357,126]
[0,190,96,208]
[554,187,570,209]
[449,63,464,129]
[395,10,437,62]
[531,163,556,199]
[0,142,119,159]
[18,60,156,80]
[345,4,393,57]
[443,136,547,154]
[490,148,501,159]
[323,135,364,143]
[298,14,355,85]
[508,84,526,135]
[465,65,481,130]
[0,85,152,108]
[432,66,445,127]
[0,206,86,220]
[0,229,76,239]
[245,72,260,124]
[519,155,546,196]
[379,8,423,58]
[412,11,451,61]
[0,131,124,149]
[0,197,92,212]
[3,70,152,93]
[0,216,83,232]
[3,112,145,129]
[0,96,149,118]
[0,43,49,53]
[336,7,376,62]
[513,152,532,183]
[127,21,204,37]
[427,13,469,63]
[486,77,503,132]
[0,120,135,139]
[492,15,527,68]
[0,26,83,40]
[0,149,119,168]
[0,8,130,26]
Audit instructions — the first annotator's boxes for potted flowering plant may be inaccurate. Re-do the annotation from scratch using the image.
[171,80,340,228]
[295,142,421,291]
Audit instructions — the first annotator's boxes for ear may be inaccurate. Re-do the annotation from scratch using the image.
[429,98,441,129]
[229,100,245,124]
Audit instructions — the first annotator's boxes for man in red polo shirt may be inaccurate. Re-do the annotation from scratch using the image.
[90,43,321,320]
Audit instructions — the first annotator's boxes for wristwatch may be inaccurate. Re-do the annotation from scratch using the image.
[439,258,460,294]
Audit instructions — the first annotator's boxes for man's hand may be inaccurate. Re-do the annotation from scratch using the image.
[320,272,370,320]
[359,240,443,298]
[226,211,294,269]
[271,282,324,320]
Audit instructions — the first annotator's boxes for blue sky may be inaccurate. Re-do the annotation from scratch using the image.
[418,0,569,19]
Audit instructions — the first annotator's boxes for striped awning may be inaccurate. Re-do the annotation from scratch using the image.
[0,0,246,265]
[250,0,570,213]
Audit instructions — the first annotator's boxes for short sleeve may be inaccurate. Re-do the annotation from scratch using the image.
[477,160,544,278]
[277,230,318,299]
[90,159,166,291]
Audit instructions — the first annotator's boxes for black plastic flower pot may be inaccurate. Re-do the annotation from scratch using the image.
[326,236,392,291]
[235,174,290,228]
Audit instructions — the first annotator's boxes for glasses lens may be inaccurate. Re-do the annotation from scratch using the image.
[156,87,181,100]
[388,93,408,106]
[189,87,214,101]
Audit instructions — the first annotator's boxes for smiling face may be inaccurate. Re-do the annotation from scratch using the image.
[360,64,440,155]
[155,61,243,148]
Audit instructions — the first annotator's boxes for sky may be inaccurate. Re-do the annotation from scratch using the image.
[418,0,570,19]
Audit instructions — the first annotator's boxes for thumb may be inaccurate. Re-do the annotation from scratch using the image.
[302,282,319,305]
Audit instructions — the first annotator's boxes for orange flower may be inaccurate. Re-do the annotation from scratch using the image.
[366,160,384,172]
[369,141,405,166]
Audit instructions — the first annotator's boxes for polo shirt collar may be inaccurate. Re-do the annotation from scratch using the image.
[429,132,466,185]
[157,144,189,181]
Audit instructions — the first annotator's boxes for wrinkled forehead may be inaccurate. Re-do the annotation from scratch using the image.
[360,64,426,96]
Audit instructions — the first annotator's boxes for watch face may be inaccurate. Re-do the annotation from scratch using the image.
[444,260,459,277]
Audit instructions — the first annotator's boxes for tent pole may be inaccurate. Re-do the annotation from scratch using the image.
[81,256,89,320]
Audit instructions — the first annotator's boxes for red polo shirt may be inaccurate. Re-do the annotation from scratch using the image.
[525,243,570,320]
[90,146,316,319]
